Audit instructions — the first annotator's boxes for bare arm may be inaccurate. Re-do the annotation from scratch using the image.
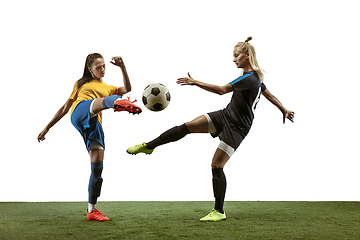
[37,99,74,142]
[261,88,295,123]
[110,56,131,96]
[176,72,233,95]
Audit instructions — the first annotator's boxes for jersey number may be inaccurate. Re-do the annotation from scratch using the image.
[252,87,261,114]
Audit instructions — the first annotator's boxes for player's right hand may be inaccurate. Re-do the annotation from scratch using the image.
[177,72,197,86]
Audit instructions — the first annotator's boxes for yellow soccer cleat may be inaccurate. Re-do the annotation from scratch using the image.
[126,143,154,155]
[200,209,226,222]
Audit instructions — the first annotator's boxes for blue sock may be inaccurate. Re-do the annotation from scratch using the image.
[102,95,121,109]
[88,161,104,204]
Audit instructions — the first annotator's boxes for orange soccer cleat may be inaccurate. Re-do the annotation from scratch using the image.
[87,208,110,221]
[113,97,142,114]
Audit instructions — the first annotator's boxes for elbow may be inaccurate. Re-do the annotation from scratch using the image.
[265,93,274,102]
[62,105,71,115]
[217,87,228,95]
[124,86,132,94]
[219,89,231,95]
[63,100,73,115]
[62,110,69,116]
[217,85,232,95]
[265,95,272,101]
[126,84,132,93]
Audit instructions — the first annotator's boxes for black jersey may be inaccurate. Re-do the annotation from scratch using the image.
[223,71,266,135]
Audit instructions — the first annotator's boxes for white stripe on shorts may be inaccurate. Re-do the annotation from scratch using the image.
[217,141,235,158]
[204,114,217,133]
[89,141,104,152]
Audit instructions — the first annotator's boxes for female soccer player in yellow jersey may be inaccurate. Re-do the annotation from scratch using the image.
[38,53,142,221]
[127,37,295,222]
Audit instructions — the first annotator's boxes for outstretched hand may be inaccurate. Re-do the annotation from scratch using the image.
[176,72,197,86]
[283,110,295,124]
[110,56,125,68]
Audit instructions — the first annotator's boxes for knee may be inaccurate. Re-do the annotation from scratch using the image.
[91,98,104,115]
[89,148,104,162]
[184,122,192,132]
[211,162,223,169]
[211,158,225,169]
[185,115,209,133]
[185,121,198,133]
[211,149,231,169]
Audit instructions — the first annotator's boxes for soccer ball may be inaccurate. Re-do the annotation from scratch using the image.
[142,83,171,111]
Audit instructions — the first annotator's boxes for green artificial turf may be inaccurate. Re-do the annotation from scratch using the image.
[1,201,359,239]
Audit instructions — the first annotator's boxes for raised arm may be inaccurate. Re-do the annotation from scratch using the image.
[37,99,74,142]
[111,56,131,96]
[176,72,233,95]
[261,88,294,123]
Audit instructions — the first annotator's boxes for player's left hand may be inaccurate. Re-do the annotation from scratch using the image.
[283,110,295,123]
[37,128,48,142]
[111,56,125,68]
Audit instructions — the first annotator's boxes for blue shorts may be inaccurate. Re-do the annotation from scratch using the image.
[207,110,246,150]
[71,99,105,152]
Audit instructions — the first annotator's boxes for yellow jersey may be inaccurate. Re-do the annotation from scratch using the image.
[69,79,120,126]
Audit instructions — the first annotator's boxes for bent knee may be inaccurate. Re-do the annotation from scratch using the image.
[211,158,228,169]
[185,115,209,133]
[211,162,224,169]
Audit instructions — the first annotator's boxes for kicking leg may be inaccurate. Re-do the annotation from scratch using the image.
[91,95,141,116]
[90,98,105,116]
[185,115,210,133]
[91,95,120,115]
[148,115,211,148]
[126,115,212,155]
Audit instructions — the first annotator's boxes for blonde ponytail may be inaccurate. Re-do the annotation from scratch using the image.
[235,36,264,82]
[245,36,252,42]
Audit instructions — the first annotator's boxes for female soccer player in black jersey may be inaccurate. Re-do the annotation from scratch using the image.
[127,36,295,221]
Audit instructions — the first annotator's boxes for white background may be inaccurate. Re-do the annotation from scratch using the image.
[1,0,359,202]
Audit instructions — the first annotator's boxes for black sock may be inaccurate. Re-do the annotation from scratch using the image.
[212,168,226,214]
[146,124,190,150]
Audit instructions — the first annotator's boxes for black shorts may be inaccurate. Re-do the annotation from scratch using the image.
[207,110,246,150]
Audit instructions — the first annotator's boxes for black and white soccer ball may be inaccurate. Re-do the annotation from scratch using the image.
[142,83,171,111]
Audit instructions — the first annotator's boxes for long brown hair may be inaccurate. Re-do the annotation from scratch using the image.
[77,53,103,89]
